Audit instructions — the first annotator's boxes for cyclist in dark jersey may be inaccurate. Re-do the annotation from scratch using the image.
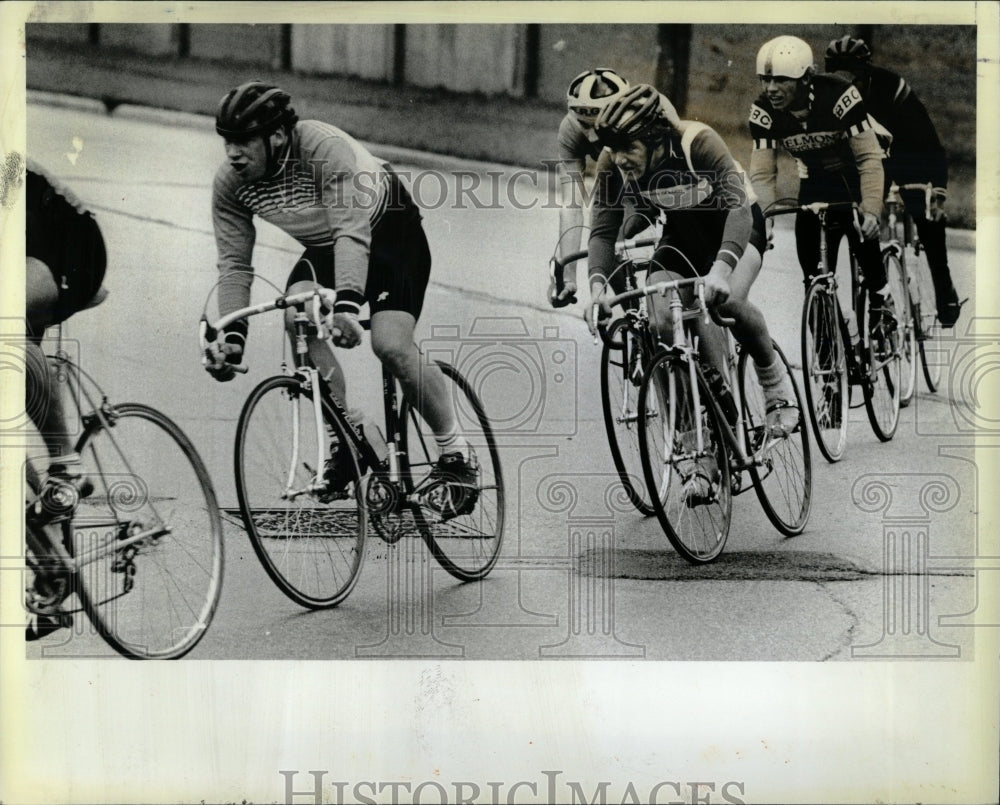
[588,84,799,437]
[206,81,476,496]
[748,36,890,333]
[825,35,963,327]
[25,158,108,639]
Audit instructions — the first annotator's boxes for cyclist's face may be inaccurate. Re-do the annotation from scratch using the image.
[759,75,803,111]
[611,140,651,181]
[223,129,285,181]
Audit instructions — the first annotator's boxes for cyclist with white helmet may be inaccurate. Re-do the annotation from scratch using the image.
[205,80,477,494]
[748,36,889,332]
[549,68,631,307]
[588,83,800,436]
[825,35,963,327]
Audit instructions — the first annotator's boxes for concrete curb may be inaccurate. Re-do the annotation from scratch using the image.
[28,89,977,249]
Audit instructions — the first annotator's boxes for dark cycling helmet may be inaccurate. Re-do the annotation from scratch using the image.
[565,68,630,125]
[215,81,298,139]
[825,35,873,74]
[594,84,671,148]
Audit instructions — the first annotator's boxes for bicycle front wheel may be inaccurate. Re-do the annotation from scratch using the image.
[801,281,849,463]
[739,342,812,536]
[600,317,656,515]
[884,249,917,407]
[69,404,224,659]
[235,375,366,608]
[912,260,944,392]
[401,361,505,581]
[638,350,731,564]
[862,288,902,441]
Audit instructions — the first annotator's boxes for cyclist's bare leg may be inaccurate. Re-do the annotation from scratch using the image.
[25,258,76,459]
[369,310,456,440]
[716,245,777,368]
[722,247,798,431]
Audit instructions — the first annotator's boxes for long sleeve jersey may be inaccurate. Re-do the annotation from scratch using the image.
[855,65,947,190]
[747,73,885,217]
[588,121,752,282]
[212,119,391,319]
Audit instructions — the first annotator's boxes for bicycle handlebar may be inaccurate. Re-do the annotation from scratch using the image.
[596,275,736,333]
[551,236,659,274]
[763,201,860,219]
[200,287,359,373]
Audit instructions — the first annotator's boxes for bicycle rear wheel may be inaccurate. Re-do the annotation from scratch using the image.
[638,350,731,564]
[600,317,656,515]
[862,288,902,441]
[401,361,505,581]
[884,249,917,407]
[235,375,366,608]
[738,342,812,536]
[801,281,849,462]
[912,257,943,392]
[68,403,223,659]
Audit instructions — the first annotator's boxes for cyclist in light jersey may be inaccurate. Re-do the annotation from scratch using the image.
[748,36,890,330]
[825,35,963,327]
[588,84,799,436]
[549,68,632,307]
[205,81,476,491]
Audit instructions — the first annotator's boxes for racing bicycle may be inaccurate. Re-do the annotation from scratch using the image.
[200,287,504,608]
[598,276,812,564]
[765,202,904,463]
[25,339,224,659]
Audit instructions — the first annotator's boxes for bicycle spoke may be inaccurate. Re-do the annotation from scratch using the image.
[70,405,223,659]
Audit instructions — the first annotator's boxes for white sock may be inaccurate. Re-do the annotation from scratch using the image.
[435,424,469,458]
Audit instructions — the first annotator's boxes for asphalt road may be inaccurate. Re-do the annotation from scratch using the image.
[21,99,984,661]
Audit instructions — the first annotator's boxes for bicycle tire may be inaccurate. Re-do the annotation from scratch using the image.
[738,342,812,536]
[67,403,224,659]
[862,287,902,441]
[401,361,505,581]
[912,258,943,392]
[600,317,656,515]
[801,281,849,463]
[235,375,366,608]
[883,249,917,407]
[638,349,731,564]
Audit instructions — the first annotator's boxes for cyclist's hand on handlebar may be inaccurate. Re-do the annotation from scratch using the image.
[929,191,947,223]
[548,258,578,308]
[330,311,364,348]
[859,211,881,241]
[549,277,578,308]
[585,293,613,337]
[205,337,244,382]
[703,261,732,307]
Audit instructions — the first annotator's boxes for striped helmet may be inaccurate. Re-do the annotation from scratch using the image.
[594,84,670,148]
[756,36,814,79]
[566,68,630,125]
[216,81,297,139]
[825,35,873,74]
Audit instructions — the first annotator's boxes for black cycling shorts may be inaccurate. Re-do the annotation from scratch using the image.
[650,203,767,278]
[26,171,107,327]
[285,171,431,319]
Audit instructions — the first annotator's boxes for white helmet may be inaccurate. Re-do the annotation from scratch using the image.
[566,68,630,124]
[756,36,814,79]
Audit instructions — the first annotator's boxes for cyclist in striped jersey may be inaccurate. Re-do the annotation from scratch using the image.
[206,81,476,497]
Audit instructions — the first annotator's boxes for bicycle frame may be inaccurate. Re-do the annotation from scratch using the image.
[28,354,172,575]
[602,277,772,478]
[201,288,411,500]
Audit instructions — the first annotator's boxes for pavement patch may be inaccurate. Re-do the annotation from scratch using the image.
[582,548,876,582]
